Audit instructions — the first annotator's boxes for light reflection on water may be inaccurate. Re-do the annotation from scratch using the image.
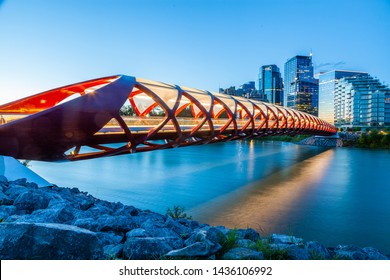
[191,149,335,233]
[30,141,390,254]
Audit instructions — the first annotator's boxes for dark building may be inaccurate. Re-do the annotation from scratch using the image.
[258,64,283,105]
[284,55,319,116]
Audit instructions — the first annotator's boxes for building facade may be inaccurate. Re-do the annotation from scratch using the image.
[258,64,283,105]
[284,55,318,116]
[334,74,390,127]
[220,81,259,99]
[318,70,367,124]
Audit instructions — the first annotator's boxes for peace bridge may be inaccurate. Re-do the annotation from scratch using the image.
[0,75,336,161]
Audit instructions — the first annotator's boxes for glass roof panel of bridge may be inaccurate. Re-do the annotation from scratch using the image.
[180,86,212,112]
[213,92,236,114]
[234,96,254,116]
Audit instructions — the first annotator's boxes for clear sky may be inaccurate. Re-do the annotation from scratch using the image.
[0,0,389,104]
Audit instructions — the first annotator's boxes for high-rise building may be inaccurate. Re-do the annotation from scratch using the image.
[258,65,283,105]
[334,74,390,127]
[284,55,318,116]
[318,70,367,124]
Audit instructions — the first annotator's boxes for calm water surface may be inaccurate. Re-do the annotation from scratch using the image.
[30,141,390,254]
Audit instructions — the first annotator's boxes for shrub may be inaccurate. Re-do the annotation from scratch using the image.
[166,205,192,220]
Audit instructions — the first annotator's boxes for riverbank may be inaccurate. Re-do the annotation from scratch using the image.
[0,176,388,260]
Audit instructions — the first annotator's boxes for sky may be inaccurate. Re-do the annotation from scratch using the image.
[0,0,389,104]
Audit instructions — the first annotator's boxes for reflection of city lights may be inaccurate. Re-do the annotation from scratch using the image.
[195,149,335,230]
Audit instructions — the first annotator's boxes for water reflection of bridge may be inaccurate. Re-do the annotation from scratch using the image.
[0,75,336,161]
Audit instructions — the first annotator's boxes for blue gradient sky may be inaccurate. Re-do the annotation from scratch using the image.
[0,0,389,104]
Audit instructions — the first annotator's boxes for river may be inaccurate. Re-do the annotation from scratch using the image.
[30,140,390,254]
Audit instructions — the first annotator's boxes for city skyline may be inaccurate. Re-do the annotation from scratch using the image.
[0,0,389,105]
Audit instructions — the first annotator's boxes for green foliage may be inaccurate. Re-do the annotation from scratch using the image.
[0,217,5,223]
[119,105,135,116]
[357,130,390,149]
[250,238,292,260]
[260,134,310,143]
[166,205,192,220]
[216,228,239,258]
[223,228,239,251]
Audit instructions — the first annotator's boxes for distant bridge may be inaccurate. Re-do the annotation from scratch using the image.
[0,75,336,161]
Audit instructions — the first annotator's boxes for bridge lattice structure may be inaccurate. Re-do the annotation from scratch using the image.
[0,75,336,161]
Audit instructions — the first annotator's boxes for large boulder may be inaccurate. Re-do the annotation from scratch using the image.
[164,217,192,238]
[140,219,183,249]
[123,237,173,259]
[271,234,303,245]
[236,228,260,242]
[362,247,388,260]
[96,214,137,233]
[166,241,213,258]
[306,241,331,259]
[333,245,365,260]
[0,222,103,259]
[13,202,76,224]
[13,190,52,214]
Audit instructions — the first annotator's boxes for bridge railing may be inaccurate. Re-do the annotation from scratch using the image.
[0,75,336,161]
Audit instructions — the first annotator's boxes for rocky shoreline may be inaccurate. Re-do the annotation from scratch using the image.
[0,176,388,260]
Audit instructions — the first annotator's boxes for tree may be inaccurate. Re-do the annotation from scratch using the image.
[120,105,135,116]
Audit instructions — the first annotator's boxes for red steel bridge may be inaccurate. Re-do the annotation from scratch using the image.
[0,75,336,161]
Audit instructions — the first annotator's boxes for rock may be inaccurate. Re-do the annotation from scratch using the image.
[123,237,173,259]
[185,229,207,246]
[114,205,139,217]
[236,228,260,242]
[333,245,365,260]
[141,219,183,248]
[205,226,227,245]
[134,212,165,227]
[0,222,103,259]
[4,185,28,200]
[104,244,124,259]
[73,218,100,231]
[166,241,212,258]
[126,228,149,238]
[0,175,7,188]
[79,200,94,211]
[10,178,27,187]
[13,190,51,214]
[25,182,38,189]
[223,247,264,260]
[362,247,388,260]
[96,215,137,233]
[177,218,199,230]
[0,191,6,202]
[0,206,17,220]
[285,245,310,260]
[237,239,256,248]
[14,202,76,224]
[306,241,331,259]
[97,231,123,246]
[164,217,192,238]
[271,234,304,245]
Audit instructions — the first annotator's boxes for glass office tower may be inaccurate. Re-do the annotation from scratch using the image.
[319,70,367,124]
[258,65,283,105]
[284,55,318,116]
